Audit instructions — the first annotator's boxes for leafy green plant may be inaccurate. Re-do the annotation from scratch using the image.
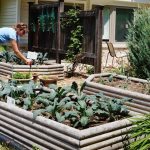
[0,51,25,64]
[36,52,48,65]
[12,72,32,79]
[86,65,94,75]
[128,114,150,150]
[0,51,15,63]
[0,51,48,65]
[61,8,83,62]
[0,80,130,129]
[32,145,41,150]
[0,80,37,110]
[33,82,130,128]
[127,8,150,79]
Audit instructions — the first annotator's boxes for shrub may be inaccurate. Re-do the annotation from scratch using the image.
[127,8,150,79]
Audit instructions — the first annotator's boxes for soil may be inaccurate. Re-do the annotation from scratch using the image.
[93,76,150,95]
[57,74,87,87]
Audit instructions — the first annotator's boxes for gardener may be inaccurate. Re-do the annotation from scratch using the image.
[0,23,32,65]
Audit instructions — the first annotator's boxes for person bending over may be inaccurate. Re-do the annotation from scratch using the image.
[0,23,32,65]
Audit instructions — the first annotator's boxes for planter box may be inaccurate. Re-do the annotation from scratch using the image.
[0,101,141,150]
[0,62,64,80]
[84,73,150,114]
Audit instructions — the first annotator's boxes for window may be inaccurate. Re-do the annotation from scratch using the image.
[102,8,110,40]
[115,8,133,42]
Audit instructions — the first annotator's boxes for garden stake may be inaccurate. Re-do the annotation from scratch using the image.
[29,63,32,74]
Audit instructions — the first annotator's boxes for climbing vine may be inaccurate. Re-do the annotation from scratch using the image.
[61,8,83,62]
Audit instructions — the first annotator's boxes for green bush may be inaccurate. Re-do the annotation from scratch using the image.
[127,8,150,79]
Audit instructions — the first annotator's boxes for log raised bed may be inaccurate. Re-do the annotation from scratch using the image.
[0,101,141,150]
[0,62,64,80]
[84,73,150,114]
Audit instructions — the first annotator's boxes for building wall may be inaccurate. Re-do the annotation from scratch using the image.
[20,0,33,44]
[1,0,149,46]
[0,0,20,27]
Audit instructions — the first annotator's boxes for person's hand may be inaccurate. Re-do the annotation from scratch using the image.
[25,59,32,66]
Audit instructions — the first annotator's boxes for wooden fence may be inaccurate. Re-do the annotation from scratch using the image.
[28,2,103,73]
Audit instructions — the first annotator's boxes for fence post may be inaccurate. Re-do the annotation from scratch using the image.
[94,6,103,73]
[28,2,34,51]
[56,0,64,63]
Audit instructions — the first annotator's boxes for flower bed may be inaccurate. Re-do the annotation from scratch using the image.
[0,62,64,80]
[84,73,150,114]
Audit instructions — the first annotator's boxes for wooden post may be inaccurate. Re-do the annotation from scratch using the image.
[28,2,34,51]
[56,0,64,63]
[94,6,103,73]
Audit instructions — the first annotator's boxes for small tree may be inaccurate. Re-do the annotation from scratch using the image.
[127,8,150,79]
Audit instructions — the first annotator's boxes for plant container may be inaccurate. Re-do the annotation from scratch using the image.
[38,75,58,87]
[0,62,64,80]
[84,73,150,114]
[0,100,142,150]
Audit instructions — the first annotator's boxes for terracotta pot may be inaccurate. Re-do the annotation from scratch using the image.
[38,75,58,87]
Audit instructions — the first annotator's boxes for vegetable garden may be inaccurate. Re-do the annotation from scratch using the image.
[0,2,150,150]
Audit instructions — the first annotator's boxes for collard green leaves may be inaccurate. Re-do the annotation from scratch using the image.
[0,81,130,129]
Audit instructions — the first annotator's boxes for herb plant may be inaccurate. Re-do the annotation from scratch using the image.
[12,72,32,79]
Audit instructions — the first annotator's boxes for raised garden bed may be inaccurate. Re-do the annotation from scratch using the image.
[0,101,139,150]
[0,62,64,80]
[84,73,150,114]
[0,81,143,150]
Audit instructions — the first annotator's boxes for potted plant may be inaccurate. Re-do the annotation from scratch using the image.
[9,72,33,84]
[38,75,58,87]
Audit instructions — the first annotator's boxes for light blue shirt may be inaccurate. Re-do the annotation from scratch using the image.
[0,27,17,44]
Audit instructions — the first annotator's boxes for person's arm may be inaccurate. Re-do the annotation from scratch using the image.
[10,40,32,65]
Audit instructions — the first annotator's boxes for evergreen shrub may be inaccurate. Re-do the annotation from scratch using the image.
[127,8,150,79]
